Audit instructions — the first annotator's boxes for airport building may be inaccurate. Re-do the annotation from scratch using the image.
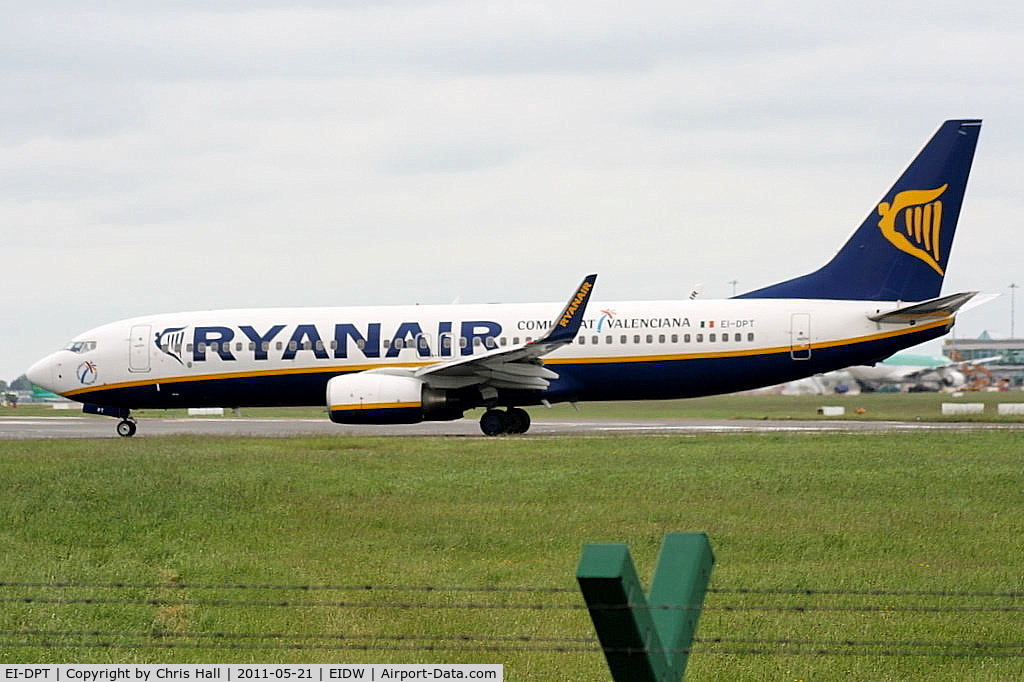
[943,332,1024,388]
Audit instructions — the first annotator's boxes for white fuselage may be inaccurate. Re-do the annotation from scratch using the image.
[28,297,952,411]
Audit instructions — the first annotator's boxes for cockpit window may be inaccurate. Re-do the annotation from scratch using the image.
[66,341,97,353]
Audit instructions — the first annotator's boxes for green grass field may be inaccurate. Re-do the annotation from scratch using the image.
[1,430,1023,679]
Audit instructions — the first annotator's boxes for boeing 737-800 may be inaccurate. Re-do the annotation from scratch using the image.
[27,119,983,436]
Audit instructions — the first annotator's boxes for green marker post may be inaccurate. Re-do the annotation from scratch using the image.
[577,532,714,682]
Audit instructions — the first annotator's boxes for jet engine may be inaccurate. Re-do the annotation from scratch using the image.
[326,372,465,424]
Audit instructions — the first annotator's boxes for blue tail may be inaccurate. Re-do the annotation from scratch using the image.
[738,119,981,302]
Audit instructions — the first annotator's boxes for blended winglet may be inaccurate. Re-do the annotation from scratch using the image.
[414,273,597,393]
[536,274,597,346]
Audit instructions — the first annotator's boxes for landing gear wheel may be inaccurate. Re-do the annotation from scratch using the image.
[116,419,137,438]
[479,408,531,436]
[506,407,531,434]
[480,409,508,437]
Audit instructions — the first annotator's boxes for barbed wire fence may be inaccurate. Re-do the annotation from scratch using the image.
[2,580,1023,659]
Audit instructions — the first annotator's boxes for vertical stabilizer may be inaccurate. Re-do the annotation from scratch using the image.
[738,119,981,301]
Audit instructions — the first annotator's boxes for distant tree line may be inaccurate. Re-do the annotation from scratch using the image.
[2,375,33,393]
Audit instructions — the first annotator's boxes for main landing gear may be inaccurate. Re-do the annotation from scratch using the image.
[479,407,531,436]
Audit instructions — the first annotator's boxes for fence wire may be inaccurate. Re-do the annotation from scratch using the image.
[2,581,1022,657]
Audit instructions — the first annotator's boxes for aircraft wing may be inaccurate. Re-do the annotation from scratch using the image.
[868,291,978,323]
[413,274,597,392]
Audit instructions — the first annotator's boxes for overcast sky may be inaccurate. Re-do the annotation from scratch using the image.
[4,0,1023,383]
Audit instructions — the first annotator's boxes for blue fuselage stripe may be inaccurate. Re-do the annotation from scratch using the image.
[72,323,947,410]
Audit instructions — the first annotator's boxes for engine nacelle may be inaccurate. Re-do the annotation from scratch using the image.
[326,373,464,425]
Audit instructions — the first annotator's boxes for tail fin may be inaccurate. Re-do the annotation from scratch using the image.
[738,119,981,301]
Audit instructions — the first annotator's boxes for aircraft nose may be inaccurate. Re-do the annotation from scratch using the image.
[26,354,59,394]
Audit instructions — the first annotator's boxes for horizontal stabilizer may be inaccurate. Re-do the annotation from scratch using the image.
[958,292,1001,314]
[868,291,978,323]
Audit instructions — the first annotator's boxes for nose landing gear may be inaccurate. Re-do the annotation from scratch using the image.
[82,403,137,437]
[116,418,137,438]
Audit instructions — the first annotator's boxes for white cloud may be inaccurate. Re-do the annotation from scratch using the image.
[3,0,1024,381]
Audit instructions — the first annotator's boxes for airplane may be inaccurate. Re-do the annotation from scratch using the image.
[846,350,1003,392]
[27,119,983,437]
[780,349,1000,395]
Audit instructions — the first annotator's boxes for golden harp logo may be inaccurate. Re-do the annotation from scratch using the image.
[877,184,948,275]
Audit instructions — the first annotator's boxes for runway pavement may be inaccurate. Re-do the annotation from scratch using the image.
[2,414,1022,439]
